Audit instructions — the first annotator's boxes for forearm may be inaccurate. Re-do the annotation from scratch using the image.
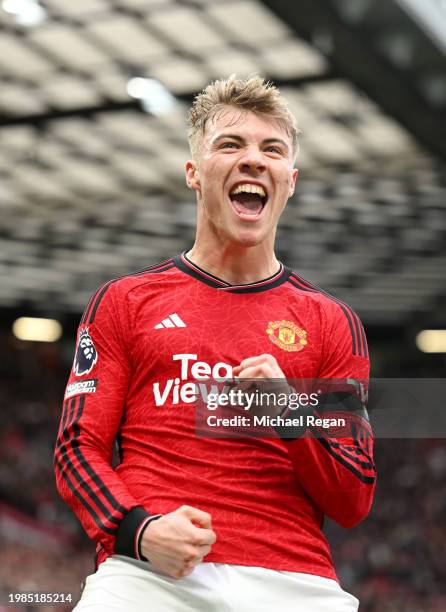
[283,427,376,527]
[54,402,149,553]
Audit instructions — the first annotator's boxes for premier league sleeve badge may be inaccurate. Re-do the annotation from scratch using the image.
[73,328,98,376]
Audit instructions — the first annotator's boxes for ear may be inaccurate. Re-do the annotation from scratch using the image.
[288,168,299,197]
[186,160,200,191]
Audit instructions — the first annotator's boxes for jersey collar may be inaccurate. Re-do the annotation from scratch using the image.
[173,252,291,294]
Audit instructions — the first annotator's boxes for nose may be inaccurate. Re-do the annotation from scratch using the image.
[238,146,267,173]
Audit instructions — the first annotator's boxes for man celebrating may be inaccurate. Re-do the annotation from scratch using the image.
[55,75,375,611]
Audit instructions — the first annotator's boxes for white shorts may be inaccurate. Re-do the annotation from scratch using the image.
[74,555,359,612]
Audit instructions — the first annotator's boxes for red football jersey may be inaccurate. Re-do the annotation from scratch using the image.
[54,254,376,581]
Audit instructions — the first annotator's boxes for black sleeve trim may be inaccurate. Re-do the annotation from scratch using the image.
[137,515,163,561]
[317,391,369,420]
[276,403,313,440]
[115,506,153,558]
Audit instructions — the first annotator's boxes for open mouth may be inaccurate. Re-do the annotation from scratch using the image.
[229,183,268,218]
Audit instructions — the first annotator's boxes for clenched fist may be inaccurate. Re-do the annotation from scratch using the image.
[232,353,292,417]
[140,505,217,578]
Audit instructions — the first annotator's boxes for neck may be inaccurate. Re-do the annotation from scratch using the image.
[187,239,280,286]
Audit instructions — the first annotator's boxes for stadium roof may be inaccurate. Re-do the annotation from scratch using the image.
[0,0,445,327]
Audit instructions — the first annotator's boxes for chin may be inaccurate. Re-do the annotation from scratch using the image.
[232,229,264,247]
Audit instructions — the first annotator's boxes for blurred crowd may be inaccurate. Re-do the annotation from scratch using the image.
[0,543,91,612]
[332,439,446,611]
[0,336,445,611]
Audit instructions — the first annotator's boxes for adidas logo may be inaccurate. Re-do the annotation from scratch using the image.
[154,313,186,329]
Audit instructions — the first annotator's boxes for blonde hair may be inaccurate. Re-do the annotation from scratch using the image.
[187,74,300,160]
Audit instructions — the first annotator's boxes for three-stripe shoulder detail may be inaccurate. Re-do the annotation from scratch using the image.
[81,259,174,325]
[287,272,368,358]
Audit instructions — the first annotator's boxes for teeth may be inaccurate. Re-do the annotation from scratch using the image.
[230,183,266,197]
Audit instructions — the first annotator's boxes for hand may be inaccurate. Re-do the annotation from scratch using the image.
[232,354,292,417]
[140,505,217,578]
[232,353,287,384]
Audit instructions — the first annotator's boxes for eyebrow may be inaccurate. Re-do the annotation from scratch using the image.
[212,133,290,152]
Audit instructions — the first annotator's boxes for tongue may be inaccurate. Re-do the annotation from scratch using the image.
[231,193,263,215]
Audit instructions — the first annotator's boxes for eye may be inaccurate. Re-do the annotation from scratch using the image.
[220,141,239,149]
[265,145,283,155]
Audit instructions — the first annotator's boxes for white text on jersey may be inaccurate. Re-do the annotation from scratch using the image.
[153,354,232,407]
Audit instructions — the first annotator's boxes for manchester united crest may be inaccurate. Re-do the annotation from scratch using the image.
[266,320,308,352]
